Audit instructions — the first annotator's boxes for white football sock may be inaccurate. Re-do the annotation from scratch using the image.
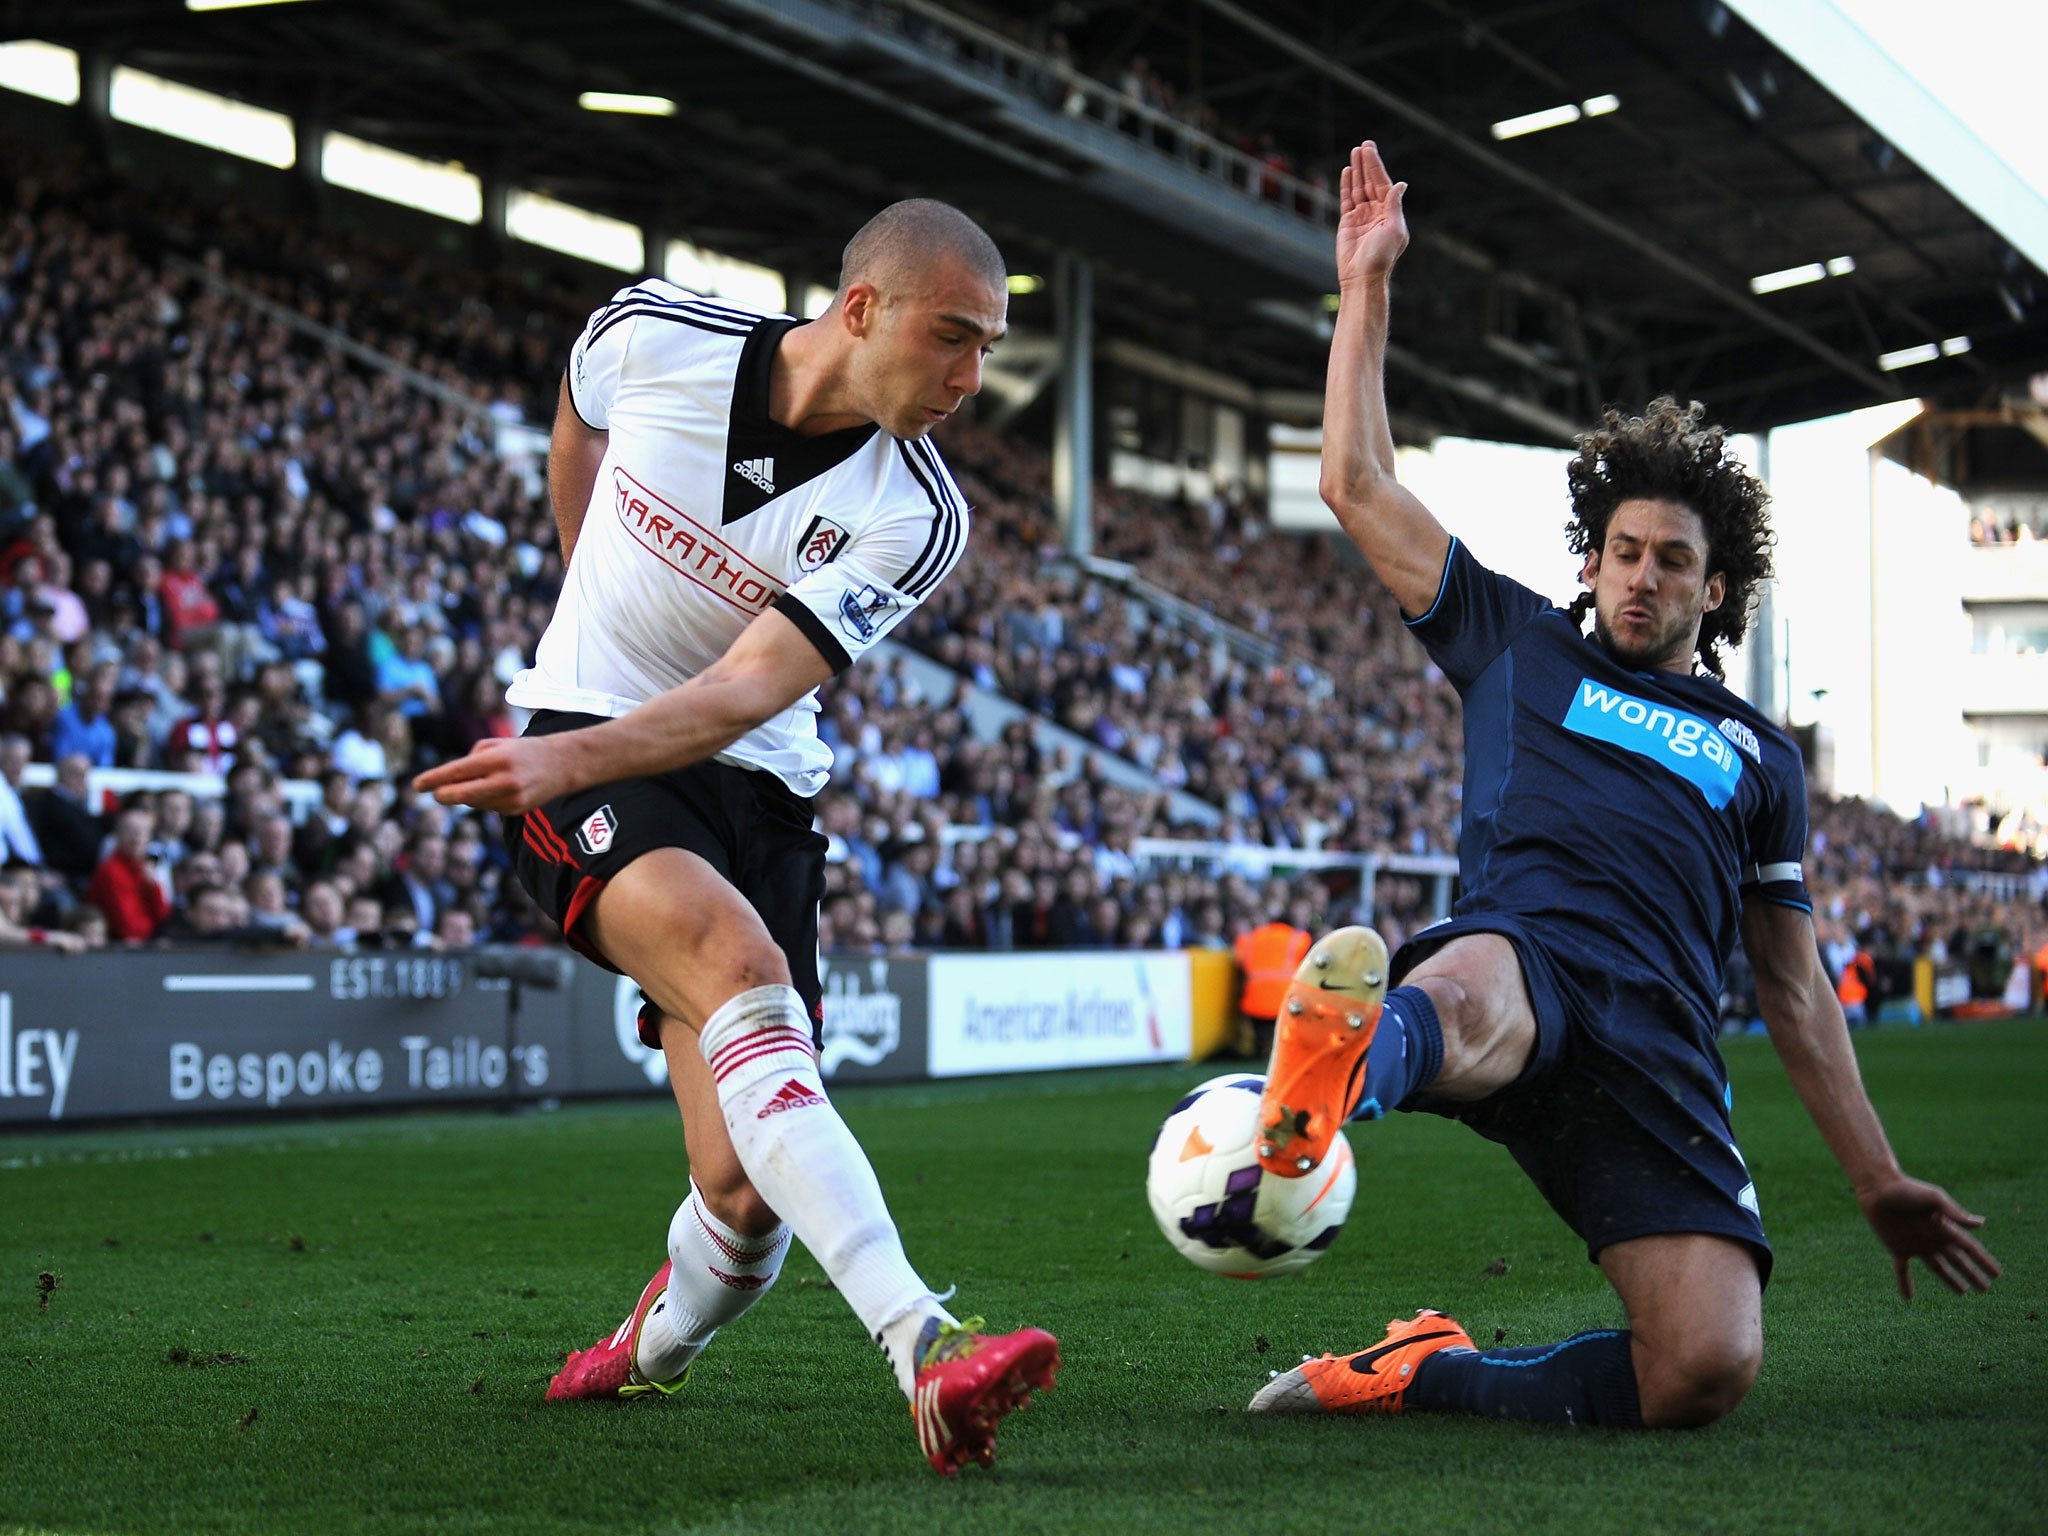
[634,1181,788,1385]
[698,984,952,1396]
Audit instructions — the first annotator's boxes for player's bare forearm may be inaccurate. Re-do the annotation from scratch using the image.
[1325,273,1400,485]
[1744,901,1900,1191]
[1743,899,1999,1296]
[549,375,607,565]
[561,631,828,787]
[1320,144,1451,618]
[414,607,833,813]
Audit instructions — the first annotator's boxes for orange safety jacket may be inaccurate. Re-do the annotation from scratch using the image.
[1837,949,1874,1009]
[1234,922,1313,1020]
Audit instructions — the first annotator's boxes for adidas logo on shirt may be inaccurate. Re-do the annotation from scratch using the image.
[733,456,777,495]
[755,1077,826,1119]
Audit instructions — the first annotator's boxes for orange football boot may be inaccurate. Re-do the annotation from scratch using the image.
[1247,1310,1473,1414]
[1255,925,1389,1177]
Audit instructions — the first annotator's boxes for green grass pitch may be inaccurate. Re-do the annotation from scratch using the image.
[5,1019,2045,1536]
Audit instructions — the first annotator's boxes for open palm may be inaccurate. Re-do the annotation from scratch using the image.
[1858,1174,2001,1299]
[1335,140,1409,287]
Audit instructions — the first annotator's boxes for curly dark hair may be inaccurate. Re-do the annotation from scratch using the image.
[1562,397,1773,679]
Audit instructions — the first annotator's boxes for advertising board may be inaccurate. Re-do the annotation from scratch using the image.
[924,951,1192,1078]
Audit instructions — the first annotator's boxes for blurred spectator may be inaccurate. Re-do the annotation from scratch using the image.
[86,806,169,941]
[301,878,351,947]
[0,732,42,865]
[168,672,238,776]
[26,752,101,882]
[0,879,87,953]
[345,894,389,944]
[158,881,307,947]
[434,904,478,949]
[377,624,443,723]
[50,661,118,766]
[386,830,452,932]
[159,540,222,653]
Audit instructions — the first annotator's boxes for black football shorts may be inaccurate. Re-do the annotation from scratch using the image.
[506,709,827,1046]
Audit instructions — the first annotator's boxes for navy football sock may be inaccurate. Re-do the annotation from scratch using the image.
[1346,986,1445,1121]
[1405,1330,1645,1427]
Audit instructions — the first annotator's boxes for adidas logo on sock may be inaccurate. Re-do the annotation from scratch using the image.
[707,1265,773,1291]
[756,1077,825,1119]
[733,456,776,494]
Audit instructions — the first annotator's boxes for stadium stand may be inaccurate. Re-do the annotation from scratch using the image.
[2,136,2041,1022]
[814,0,1338,228]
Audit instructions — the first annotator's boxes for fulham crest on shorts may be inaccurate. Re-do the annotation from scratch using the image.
[577,805,618,857]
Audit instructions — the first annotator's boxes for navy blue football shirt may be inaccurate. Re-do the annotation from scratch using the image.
[1407,539,1811,1039]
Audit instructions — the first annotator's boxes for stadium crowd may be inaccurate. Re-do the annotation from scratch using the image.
[1,139,2041,1018]
[1969,508,2048,545]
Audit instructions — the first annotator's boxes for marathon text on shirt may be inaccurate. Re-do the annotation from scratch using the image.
[614,466,784,615]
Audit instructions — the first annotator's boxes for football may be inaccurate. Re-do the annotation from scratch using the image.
[1145,1073,1356,1278]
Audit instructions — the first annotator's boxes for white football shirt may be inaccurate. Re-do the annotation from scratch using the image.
[506,281,970,798]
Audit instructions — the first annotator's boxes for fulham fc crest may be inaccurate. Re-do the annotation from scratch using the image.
[577,804,618,857]
[794,515,849,575]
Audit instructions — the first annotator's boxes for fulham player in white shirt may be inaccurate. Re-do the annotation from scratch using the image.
[417,200,1055,1475]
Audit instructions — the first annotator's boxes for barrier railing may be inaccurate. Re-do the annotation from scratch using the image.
[19,761,327,821]
[1131,839,1458,924]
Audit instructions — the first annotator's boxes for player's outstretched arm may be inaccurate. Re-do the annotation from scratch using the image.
[1742,899,2002,1298]
[1320,141,1451,619]
[413,607,834,814]
[549,375,608,565]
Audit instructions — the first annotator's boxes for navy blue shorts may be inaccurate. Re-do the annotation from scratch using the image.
[1393,915,1772,1283]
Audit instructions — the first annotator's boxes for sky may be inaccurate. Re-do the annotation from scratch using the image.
[1832,0,2045,195]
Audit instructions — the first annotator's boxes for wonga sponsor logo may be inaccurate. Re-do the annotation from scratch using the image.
[1562,679,1744,808]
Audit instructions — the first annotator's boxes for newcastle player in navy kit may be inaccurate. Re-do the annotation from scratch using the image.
[417,200,1055,1474]
[1248,143,1999,1429]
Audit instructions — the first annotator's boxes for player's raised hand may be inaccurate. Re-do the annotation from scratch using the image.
[1857,1173,2001,1299]
[413,735,572,815]
[1335,141,1408,289]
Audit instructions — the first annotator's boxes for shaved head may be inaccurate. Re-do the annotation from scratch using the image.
[798,198,1007,439]
[837,199,1005,301]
